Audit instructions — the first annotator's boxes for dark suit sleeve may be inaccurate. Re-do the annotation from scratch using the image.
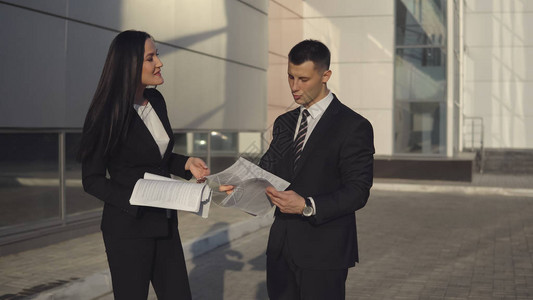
[81,140,138,217]
[259,118,281,173]
[311,118,374,225]
[260,115,295,174]
[169,153,193,180]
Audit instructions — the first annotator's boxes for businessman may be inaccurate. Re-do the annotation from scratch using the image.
[260,40,374,299]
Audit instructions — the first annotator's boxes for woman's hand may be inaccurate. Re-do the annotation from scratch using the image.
[185,157,210,183]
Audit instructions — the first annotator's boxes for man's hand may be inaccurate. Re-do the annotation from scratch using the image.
[185,157,210,183]
[265,186,306,214]
[219,185,235,195]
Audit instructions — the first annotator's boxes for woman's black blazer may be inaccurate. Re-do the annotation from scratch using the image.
[82,89,192,238]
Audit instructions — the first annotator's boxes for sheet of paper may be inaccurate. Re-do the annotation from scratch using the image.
[129,173,211,218]
[206,157,290,216]
[143,173,211,218]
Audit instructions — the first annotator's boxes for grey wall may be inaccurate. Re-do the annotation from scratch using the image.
[0,0,268,131]
[463,0,533,148]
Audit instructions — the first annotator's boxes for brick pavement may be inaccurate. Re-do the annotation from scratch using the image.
[0,204,258,299]
[1,173,532,299]
[349,189,533,299]
[183,189,533,299]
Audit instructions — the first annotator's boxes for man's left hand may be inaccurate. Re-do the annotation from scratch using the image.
[266,186,305,214]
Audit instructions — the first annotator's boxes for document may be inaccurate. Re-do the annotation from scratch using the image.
[206,157,290,216]
[129,173,211,218]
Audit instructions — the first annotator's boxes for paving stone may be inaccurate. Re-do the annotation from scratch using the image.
[3,176,533,299]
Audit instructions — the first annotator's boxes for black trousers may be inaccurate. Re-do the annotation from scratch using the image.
[267,239,348,300]
[103,221,191,300]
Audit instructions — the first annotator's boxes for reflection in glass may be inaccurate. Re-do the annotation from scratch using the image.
[394,0,447,155]
[192,133,208,156]
[238,132,264,165]
[174,132,261,174]
[396,0,446,46]
[210,132,237,154]
[173,133,188,156]
[395,47,446,102]
[65,133,102,216]
[395,102,446,154]
[0,133,60,228]
[209,132,238,173]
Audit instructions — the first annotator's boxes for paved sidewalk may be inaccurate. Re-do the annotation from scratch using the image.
[0,204,273,299]
[374,173,533,198]
[0,172,531,299]
[182,188,533,299]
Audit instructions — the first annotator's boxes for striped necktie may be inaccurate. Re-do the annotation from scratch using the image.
[294,109,310,172]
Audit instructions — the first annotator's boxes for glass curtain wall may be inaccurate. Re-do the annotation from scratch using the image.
[452,0,461,153]
[394,0,448,154]
[0,133,61,228]
[0,130,263,239]
[175,131,264,174]
[65,133,103,216]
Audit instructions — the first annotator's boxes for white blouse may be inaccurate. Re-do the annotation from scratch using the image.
[134,102,169,157]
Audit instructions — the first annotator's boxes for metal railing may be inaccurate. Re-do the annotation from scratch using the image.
[463,116,484,173]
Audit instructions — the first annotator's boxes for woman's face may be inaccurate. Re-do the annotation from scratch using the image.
[141,38,164,87]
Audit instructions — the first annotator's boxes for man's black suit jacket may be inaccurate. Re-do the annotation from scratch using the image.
[260,95,374,270]
[82,89,192,238]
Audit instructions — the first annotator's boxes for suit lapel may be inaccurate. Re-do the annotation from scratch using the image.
[132,99,172,161]
[131,109,162,160]
[150,99,174,158]
[284,108,300,174]
[292,97,341,176]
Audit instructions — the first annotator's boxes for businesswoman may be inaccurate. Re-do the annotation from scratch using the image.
[77,30,209,300]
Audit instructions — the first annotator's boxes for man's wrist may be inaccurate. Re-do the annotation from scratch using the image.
[308,197,316,216]
[302,197,314,217]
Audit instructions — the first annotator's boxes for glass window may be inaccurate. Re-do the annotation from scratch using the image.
[394,0,447,155]
[238,132,264,164]
[394,102,446,154]
[396,0,446,46]
[209,131,238,173]
[65,133,102,216]
[395,47,446,102]
[0,133,60,229]
[173,133,188,156]
[173,132,262,174]
[238,132,263,155]
[192,132,208,156]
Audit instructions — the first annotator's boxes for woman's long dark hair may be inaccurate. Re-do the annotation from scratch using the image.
[77,30,151,162]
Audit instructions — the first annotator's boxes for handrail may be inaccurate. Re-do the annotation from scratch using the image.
[463,116,484,173]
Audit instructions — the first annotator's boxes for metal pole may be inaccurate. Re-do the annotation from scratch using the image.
[59,132,66,224]
[207,131,212,170]
[471,120,474,151]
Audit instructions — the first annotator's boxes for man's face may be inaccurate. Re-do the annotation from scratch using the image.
[288,60,331,108]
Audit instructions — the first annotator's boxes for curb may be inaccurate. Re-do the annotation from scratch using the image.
[373,182,533,198]
[29,213,274,300]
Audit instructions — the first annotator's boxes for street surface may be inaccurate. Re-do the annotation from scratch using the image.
[183,189,533,299]
[97,188,533,299]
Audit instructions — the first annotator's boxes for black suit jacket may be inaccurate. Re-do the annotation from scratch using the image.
[260,95,374,269]
[82,89,192,238]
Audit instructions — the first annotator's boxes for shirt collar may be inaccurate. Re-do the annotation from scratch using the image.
[300,91,334,119]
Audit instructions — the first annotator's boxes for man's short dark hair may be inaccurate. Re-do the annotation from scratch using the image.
[288,39,331,71]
